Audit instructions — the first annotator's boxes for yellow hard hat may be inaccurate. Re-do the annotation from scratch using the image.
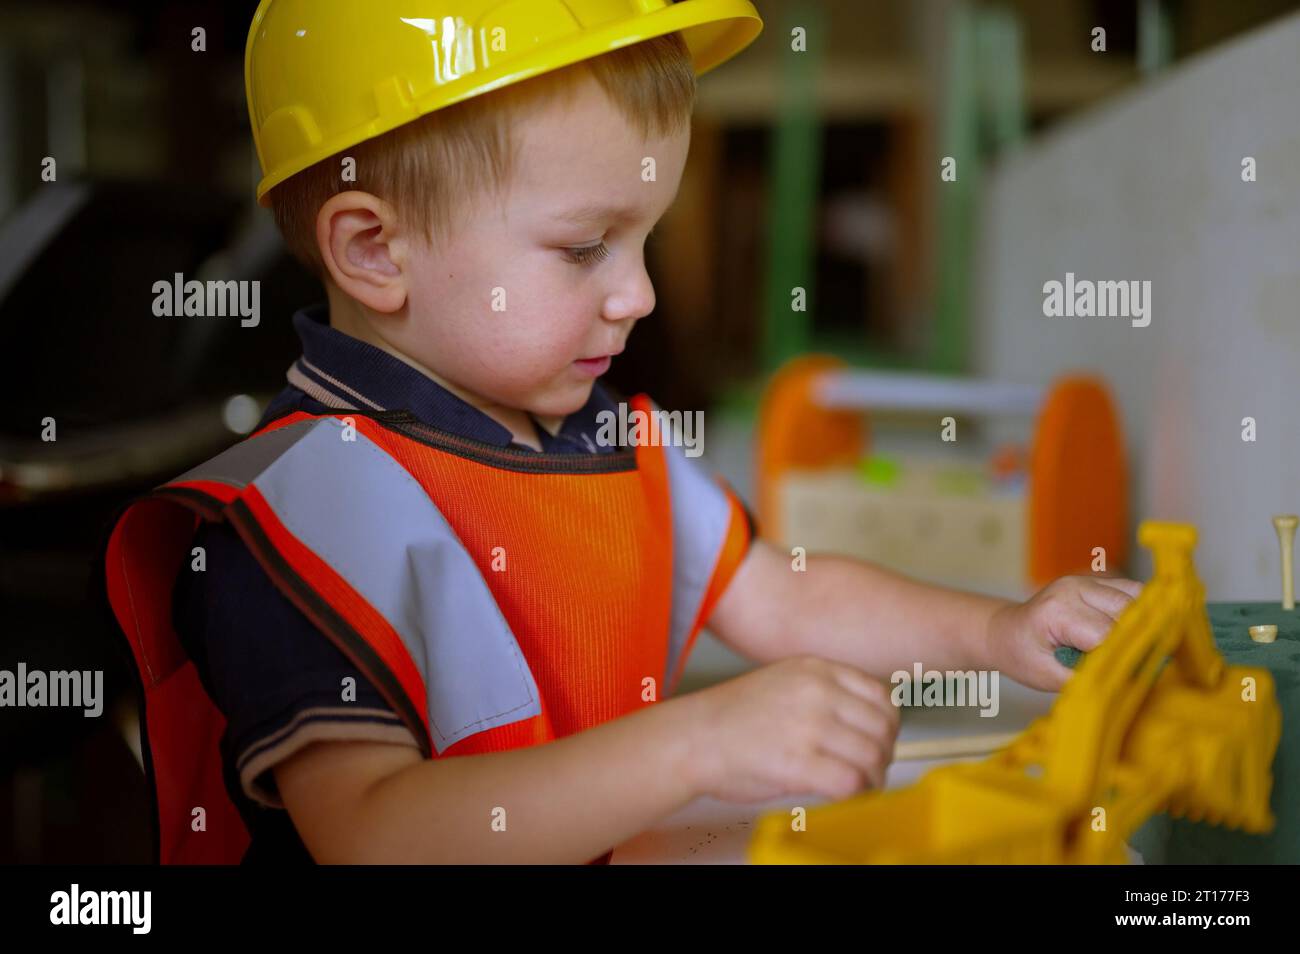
[245,0,764,206]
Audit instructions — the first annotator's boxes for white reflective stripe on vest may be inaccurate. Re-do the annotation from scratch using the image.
[659,418,733,690]
[172,418,320,489]
[174,417,542,753]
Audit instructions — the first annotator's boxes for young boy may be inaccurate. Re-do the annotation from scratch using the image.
[105,0,1140,865]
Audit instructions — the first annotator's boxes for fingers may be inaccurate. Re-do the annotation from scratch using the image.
[1092,575,1143,598]
[1026,657,1077,693]
[831,689,900,748]
[810,661,899,793]
[810,722,892,793]
[799,750,878,800]
[823,663,901,744]
[1082,576,1143,609]
[826,661,897,719]
[1057,600,1118,652]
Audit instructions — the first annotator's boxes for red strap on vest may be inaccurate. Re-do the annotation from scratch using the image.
[106,496,251,864]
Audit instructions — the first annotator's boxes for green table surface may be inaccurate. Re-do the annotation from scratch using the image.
[1056,603,1298,863]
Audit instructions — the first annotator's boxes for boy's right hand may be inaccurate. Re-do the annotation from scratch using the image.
[681,655,900,804]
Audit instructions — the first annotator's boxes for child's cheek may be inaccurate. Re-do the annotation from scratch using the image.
[512,300,590,355]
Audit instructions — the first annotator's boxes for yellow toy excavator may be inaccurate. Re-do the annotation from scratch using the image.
[748,521,1282,864]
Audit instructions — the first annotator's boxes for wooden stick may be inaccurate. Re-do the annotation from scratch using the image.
[894,731,1020,761]
[1274,515,1297,611]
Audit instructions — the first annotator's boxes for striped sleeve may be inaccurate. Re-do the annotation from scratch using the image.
[173,521,420,810]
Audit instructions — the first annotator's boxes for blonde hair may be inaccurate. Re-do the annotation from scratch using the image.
[267,32,697,280]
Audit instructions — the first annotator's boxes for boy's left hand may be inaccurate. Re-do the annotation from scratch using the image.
[986,575,1144,691]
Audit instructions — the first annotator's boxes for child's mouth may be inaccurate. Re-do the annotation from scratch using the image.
[573,355,612,376]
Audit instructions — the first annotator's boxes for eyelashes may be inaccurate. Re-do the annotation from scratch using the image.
[563,242,612,266]
[562,223,660,267]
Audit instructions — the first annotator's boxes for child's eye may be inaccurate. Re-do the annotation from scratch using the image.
[563,242,611,266]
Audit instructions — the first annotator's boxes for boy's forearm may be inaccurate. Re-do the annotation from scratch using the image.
[786,554,1012,677]
[349,693,703,863]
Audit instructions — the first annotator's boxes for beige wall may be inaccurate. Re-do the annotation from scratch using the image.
[972,12,1300,597]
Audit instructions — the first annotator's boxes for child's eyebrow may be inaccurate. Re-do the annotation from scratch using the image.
[554,203,639,225]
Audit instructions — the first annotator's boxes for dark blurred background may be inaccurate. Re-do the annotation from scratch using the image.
[2,0,1298,862]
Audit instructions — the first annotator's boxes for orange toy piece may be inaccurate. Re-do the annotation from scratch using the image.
[1028,376,1128,586]
[755,355,864,540]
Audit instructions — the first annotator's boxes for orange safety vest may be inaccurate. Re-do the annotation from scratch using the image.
[105,394,750,864]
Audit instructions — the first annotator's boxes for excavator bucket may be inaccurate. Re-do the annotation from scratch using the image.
[1125,663,1280,833]
[748,521,1282,864]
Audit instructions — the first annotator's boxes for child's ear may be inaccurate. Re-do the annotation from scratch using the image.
[316,192,407,313]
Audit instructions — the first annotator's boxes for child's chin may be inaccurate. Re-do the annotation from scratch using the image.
[531,382,595,418]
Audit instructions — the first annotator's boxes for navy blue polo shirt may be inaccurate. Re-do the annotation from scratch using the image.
[173,302,621,864]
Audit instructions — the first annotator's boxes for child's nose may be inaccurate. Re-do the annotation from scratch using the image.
[603,263,656,322]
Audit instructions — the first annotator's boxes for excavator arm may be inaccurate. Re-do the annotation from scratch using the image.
[749,521,1281,864]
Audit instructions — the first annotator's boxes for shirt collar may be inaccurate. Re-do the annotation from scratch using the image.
[288,302,619,452]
